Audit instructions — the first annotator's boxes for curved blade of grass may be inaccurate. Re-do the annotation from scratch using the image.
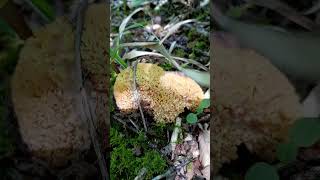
[150,43,182,71]
[125,21,148,30]
[173,56,209,71]
[110,48,127,69]
[123,49,208,71]
[120,41,158,47]
[168,41,177,54]
[118,7,144,43]
[123,50,162,59]
[147,43,210,87]
[160,19,197,44]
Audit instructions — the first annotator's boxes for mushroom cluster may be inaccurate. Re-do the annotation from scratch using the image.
[11,17,90,167]
[211,37,302,173]
[113,63,204,123]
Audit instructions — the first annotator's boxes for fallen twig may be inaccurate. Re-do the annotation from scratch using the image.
[134,167,148,180]
[132,60,148,132]
[129,118,140,131]
[113,115,140,134]
[198,113,211,123]
[152,157,194,180]
[152,168,174,180]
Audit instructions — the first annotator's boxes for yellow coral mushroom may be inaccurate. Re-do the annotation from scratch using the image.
[113,63,204,123]
[11,3,108,167]
[11,17,91,167]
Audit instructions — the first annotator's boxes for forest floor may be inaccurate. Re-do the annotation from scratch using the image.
[0,0,319,180]
[110,0,210,179]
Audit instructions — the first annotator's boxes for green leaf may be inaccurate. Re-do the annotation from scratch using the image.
[245,162,279,180]
[276,142,298,163]
[118,7,144,43]
[289,118,320,147]
[125,21,147,31]
[186,113,198,124]
[181,68,210,88]
[196,99,210,114]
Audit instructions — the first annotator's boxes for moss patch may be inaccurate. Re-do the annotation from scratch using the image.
[110,127,167,179]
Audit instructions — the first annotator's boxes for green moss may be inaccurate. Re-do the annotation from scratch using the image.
[187,29,198,40]
[174,48,187,58]
[195,41,206,49]
[194,6,210,21]
[110,127,167,179]
[187,35,209,62]
[152,122,174,146]
[159,62,174,71]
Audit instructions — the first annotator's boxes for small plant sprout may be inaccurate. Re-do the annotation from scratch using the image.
[186,99,210,124]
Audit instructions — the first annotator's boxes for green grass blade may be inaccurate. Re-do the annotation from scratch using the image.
[110,48,128,69]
